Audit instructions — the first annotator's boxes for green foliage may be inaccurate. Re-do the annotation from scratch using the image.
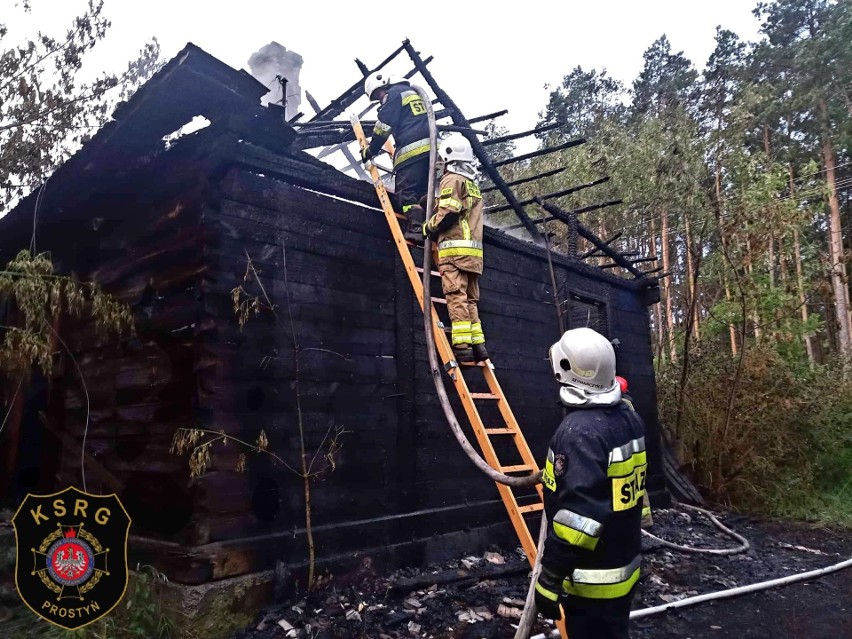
[1,0,161,213]
[0,250,133,379]
[658,344,852,525]
[3,567,185,639]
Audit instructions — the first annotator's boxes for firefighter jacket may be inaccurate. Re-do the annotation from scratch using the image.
[367,82,430,170]
[426,171,484,274]
[540,398,647,600]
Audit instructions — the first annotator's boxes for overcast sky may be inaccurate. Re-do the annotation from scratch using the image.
[8,0,763,152]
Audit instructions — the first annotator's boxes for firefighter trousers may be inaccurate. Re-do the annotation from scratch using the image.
[562,587,635,639]
[438,264,484,348]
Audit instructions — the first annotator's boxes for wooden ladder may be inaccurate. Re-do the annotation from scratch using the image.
[351,116,569,637]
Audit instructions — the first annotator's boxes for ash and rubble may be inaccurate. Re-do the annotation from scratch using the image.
[230,507,851,639]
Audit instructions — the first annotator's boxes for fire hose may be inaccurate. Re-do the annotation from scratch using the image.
[412,83,540,490]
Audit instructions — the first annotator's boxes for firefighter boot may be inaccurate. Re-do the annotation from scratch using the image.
[472,343,489,362]
[403,205,425,246]
[452,344,475,363]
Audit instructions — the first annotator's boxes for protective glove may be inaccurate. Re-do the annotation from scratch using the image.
[534,565,565,621]
[422,218,439,241]
[360,146,375,164]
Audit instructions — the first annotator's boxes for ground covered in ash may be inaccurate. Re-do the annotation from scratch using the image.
[230,506,852,639]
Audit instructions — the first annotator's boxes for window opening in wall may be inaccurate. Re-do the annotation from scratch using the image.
[562,292,610,338]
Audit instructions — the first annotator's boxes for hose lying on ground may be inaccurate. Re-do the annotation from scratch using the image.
[641,502,750,555]
[629,554,852,619]
[412,83,540,490]
[527,553,852,638]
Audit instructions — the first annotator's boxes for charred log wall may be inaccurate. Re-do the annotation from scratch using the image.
[0,180,210,540]
[1,135,662,586]
[165,146,664,584]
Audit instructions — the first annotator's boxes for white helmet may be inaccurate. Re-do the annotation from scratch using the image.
[549,328,618,395]
[438,133,475,164]
[364,72,402,100]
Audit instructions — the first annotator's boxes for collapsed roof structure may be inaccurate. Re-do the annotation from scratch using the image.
[292,40,663,280]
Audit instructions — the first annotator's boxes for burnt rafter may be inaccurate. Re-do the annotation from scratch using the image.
[469,109,508,124]
[630,256,659,264]
[485,177,611,214]
[482,122,565,147]
[309,46,434,123]
[534,199,648,279]
[481,167,568,194]
[499,200,623,232]
[491,138,585,168]
[578,232,622,259]
[293,121,486,151]
[401,42,544,244]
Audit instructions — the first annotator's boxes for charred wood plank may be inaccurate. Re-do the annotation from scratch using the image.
[486,178,611,214]
[578,232,622,259]
[309,42,408,122]
[482,122,564,147]
[309,48,434,123]
[631,256,659,264]
[468,109,508,124]
[534,198,644,278]
[498,200,622,231]
[481,167,568,194]
[491,138,585,168]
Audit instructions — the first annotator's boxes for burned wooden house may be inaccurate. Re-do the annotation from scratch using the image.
[0,42,666,612]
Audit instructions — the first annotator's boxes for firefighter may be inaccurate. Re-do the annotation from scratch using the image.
[362,72,431,245]
[422,134,487,363]
[534,327,647,639]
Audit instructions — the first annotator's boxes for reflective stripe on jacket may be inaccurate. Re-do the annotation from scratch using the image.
[430,172,484,273]
[541,399,647,600]
[367,84,430,169]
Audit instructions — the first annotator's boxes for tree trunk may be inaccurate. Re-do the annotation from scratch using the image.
[661,209,677,363]
[788,164,815,366]
[820,129,852,357]
[684,214,700,341]
[715,164,738,355]
[723,269,738,355]
[650,217,665,367]
[767,235,776,290]
[746,237,762,342]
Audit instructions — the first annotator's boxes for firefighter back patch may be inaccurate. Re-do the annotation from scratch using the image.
[12,486,131,630]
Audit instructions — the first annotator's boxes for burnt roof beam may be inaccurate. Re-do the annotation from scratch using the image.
[482,122,564,147]
[534,198,645,278]
[469,109,509,124]
[309,44,432,123]
[402,41,544,244]
[491,138,585,168]
[485,177,610,214]
[498,200,622,232]
[578,232,622,259]
[481,167,568,194]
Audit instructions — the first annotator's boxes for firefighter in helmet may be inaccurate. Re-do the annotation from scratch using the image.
[535,327,647,639]
[423,133,487,363]
[362,72,431,245]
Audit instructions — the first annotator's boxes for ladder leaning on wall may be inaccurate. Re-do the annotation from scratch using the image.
[351,115,570,638]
